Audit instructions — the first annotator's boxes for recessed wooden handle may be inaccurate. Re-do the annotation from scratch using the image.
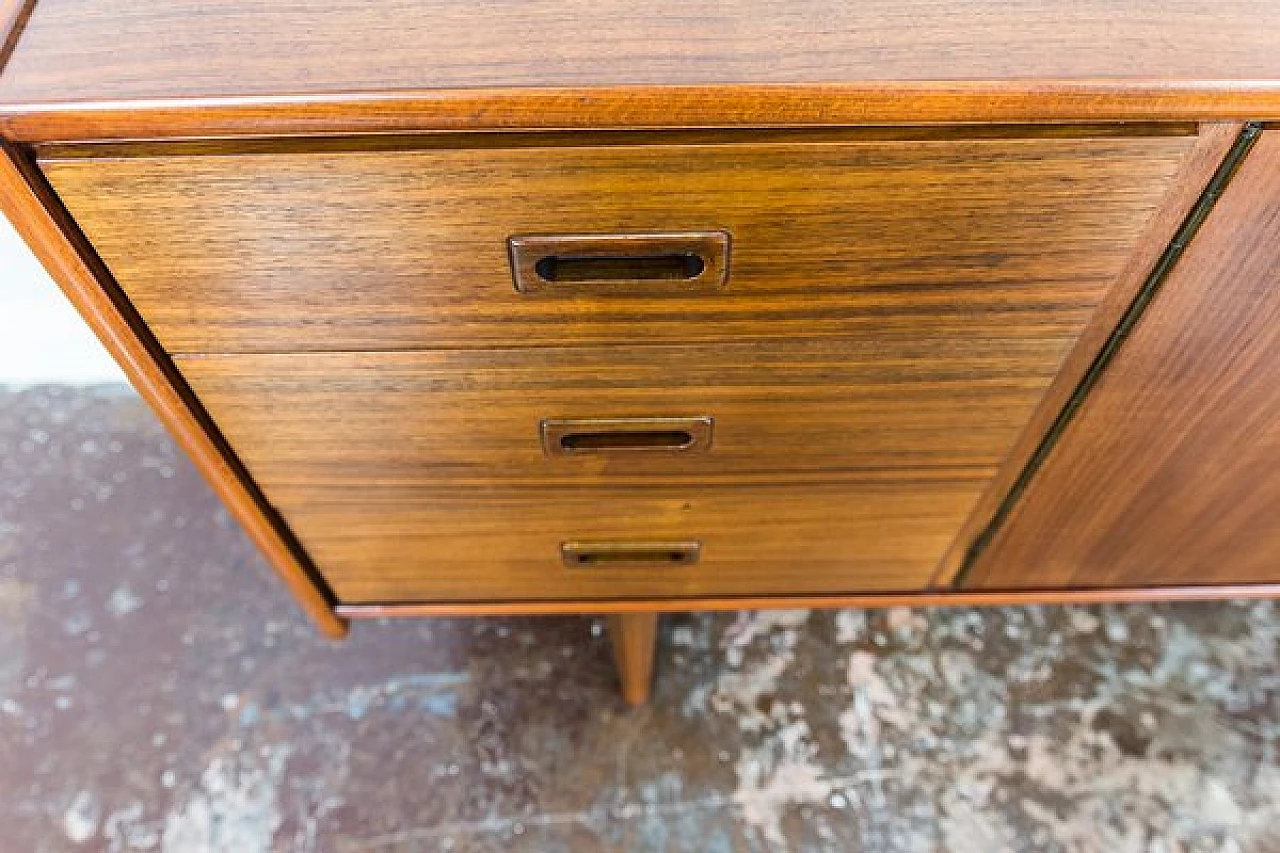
[510,232,730,293]
[541,417,713,456]
[562,542,701,567]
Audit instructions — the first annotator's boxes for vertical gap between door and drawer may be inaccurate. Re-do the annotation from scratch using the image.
[952,121,1264,588]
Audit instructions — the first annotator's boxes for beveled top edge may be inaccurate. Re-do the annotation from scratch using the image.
[2,81,1280,144]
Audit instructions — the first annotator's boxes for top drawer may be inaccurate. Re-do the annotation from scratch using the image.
[40,133,1194,353]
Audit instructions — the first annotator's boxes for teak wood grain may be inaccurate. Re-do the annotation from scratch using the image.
[272,480,988,603]
[0,142,348,638]
[4,1,1278,142]
[930,121,1245,585]
[173,338,1073,487]
[3,0,1280,102]
[40,135,1195,354]
[967,131,1280,589]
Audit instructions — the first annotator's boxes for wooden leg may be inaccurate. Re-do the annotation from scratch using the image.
[606,612,659,705]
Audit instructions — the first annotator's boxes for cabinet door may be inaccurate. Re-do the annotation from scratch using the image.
[964,130,1280,590]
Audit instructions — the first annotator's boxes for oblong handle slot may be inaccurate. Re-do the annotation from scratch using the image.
[510,231,730,294]
[562,541,701,567]
[534,252,705,283]
[541,417,713,456]
[559,429,693,451]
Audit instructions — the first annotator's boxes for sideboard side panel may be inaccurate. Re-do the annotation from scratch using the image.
[0,142,349,637]
[965,129,1280,588]
[931,121,1242,586]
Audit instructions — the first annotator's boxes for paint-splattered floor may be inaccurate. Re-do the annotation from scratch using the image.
[0,386,1277,853]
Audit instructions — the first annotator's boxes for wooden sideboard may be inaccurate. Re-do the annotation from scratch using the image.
[2,0,1278,703]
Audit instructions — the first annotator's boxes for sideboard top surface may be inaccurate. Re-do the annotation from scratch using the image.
[1,0,1279,139]
[5,0,1280,102]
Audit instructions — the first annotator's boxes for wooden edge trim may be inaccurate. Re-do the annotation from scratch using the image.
[31,123,1202,161]
[336,583,1280,618]
[0,141,349,639]
[927,120,1247,588]
[0,0,36,78]
[3,81,1280,143]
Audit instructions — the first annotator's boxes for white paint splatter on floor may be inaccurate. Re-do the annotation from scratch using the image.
[161,745,291,853]
[106,584,144,618]
[4,389,1278,851]
[62,790,101,844]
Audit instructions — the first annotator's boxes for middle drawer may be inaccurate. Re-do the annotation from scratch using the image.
[176,336,1074,488]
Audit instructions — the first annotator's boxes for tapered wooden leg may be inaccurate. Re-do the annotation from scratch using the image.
[606,612,659,705]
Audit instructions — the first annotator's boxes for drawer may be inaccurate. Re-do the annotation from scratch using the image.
[42,133,1194,353]
[174,337,1074,486]
[273,479,986,602]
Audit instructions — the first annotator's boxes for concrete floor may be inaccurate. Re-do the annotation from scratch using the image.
[0,386,1277,852]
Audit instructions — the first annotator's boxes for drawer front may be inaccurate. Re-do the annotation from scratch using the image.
[174,337,1073,486]
[275,480,986,602]
[42,134,1193,353]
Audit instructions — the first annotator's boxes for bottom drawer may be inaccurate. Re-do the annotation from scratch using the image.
[274,478,988,602]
